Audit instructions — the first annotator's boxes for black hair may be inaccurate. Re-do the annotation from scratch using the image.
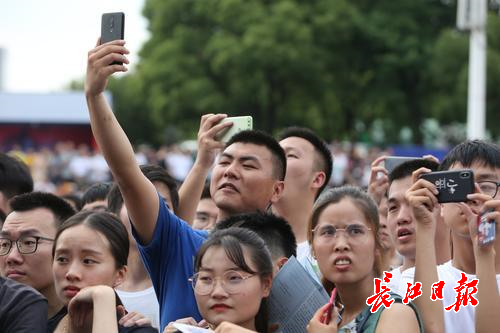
[195,227,273,333]
[440,140,500,171]
[9,192,76,228]
[389,159,439,184]
[0,153,33,199]
[61,194,82,212]
[140,164,179,211]
[214,212,296,260]
[200,183,212,200]
[53,210,129,268]
[309,186,381,293]
[226,130,286,181]
[81,182,112,207]
[106,183,124,217]
[278,127,333,197]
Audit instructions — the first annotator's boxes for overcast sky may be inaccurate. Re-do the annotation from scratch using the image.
[0,0,148,92]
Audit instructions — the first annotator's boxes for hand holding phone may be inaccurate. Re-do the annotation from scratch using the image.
[419,170,474,203]
[101,12,125,65]
[214,116,253,143]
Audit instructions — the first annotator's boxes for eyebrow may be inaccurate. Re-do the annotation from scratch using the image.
[476,173,498,181]
[0,229,41,237]
[54,248,104,256]
[220,153,262,165]
[199,266,242,272]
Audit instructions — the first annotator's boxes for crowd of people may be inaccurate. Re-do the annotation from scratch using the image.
[2,136,389,198]
[0,39,498,333]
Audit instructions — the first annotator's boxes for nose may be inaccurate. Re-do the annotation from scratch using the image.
[396,204,412,226]
[210,278,229,298]
[333,233,350,252]
[223,161,239,179]
[5,244,24,266]
[65,262,82,282]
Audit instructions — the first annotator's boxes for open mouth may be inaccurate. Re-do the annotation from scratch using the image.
[218,183,239,192]
[397,229,412,238]
[334,258,352,266]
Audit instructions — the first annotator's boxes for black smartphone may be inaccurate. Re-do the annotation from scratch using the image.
[100,12,125,64]
[420,169,474,203]
[384,156,419,174]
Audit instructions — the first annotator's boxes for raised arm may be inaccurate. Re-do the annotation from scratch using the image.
[85,39,158,244]
[367,156,389,206]
[406,167,444,333]
[464,195,500,333]
[176,114,230,224]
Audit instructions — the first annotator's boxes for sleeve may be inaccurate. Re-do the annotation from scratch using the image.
[1,285,48,333]
[131,194,207,323]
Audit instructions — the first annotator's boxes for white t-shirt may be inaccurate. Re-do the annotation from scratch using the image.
[296,241,321,282]
[116,286,160,329]
[387,266,415,297]
[397,260,500,333]
[437,261,500,333]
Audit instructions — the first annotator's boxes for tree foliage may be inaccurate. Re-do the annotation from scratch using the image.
[109,0,500,145]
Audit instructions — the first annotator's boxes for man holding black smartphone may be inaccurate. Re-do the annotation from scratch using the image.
[85,34,288,331]
[407,140,500,333]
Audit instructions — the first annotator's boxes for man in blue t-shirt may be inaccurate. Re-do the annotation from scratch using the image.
[85,39,287,331]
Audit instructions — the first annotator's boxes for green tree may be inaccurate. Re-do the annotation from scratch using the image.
[110,0,500,144]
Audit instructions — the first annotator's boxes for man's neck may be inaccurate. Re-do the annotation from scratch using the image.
[273,193,315,243]
[41,286,64,318]
[401,256,416,272]
[117,247,152,292]
[451,234,476,274]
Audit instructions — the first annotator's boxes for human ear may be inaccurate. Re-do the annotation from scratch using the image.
[270,181,285,204]
[112,266,128,288]
[261,275,273,297]
[311,171,326,190]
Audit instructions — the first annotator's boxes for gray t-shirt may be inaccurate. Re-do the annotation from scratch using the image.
[0,276,47,333]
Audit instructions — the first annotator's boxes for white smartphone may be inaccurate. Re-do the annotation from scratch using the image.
[215,116,253,142]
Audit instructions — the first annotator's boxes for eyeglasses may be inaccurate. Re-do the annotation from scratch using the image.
[478,181,500,198]
[0,236,55,256]
[189,270,256,296]
[312,224,372,242]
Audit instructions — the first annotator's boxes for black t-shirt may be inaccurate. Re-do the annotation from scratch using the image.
[47,306,67,333]
[0,277,47,333]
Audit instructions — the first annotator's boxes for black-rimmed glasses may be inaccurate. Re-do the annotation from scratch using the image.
[478,180,500,198]
[0,236,54,256]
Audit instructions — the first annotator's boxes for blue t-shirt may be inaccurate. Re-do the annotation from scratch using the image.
[132,195,208,331]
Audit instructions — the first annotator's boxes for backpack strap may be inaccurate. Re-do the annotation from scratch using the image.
[355,293,424,333]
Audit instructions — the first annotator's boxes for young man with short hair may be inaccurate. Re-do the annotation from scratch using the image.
[273,127,332,278]
[215,212,297,274]
[408,140,500,333]
[385,159,451,294]
[85,38,286,329]
[0,192,75,330]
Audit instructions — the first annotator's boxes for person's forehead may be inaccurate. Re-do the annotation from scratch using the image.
[1,208,57,237]
[223,142,273,161]
[279,136,315,153]
[388,176,412,201]
[449,162,500,180]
